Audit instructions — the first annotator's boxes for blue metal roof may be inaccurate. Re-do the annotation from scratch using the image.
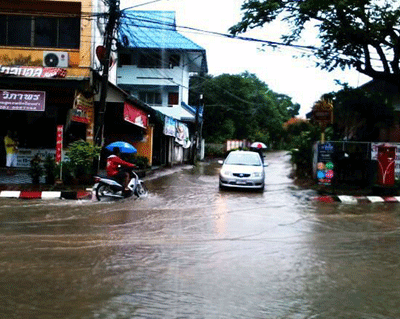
[119,11,206,52]
[181,101,203,119]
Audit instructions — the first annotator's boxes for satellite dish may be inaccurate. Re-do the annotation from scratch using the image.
[44,53,59,67]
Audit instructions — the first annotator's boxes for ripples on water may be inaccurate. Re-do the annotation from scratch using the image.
[2,153,400,318]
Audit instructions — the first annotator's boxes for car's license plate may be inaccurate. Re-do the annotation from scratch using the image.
[236,181,247,185]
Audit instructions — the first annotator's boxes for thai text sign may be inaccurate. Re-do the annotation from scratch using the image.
[0,65,67,78]
[56,125,63,164]
[17,148,55,168]
[0,89,45,111]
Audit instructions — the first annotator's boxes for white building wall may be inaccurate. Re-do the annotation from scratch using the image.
[117,52,191,106]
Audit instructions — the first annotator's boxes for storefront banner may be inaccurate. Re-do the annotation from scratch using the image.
[164,116,176,137]
[17,149,56,168]
[72,91,94,124]
[317,142,335,185]
[175,122,191,148]
[124,102,148,128]
[0,65,67,78]
[0,90,45,111]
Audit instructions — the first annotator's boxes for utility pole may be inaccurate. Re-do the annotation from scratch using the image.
[95,0,120,146]
[191,93,203,165]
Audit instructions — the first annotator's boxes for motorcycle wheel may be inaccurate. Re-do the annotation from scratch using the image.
[134,182,148,198]
[96,182,113,201]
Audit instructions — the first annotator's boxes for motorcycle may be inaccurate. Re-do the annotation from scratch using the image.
[93,169,148,201]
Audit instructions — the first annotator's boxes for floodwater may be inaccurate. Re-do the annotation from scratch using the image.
[1,151,400,318]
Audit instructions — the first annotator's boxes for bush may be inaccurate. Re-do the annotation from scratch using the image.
[29,155,43,184]
[64,140,101,184]
[125,154,149,169]
[205,144,225,157]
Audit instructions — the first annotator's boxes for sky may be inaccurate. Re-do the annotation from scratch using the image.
[120,0,371,117]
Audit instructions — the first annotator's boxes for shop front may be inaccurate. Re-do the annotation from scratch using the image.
[102,101,152,165]
[0,72,93,168]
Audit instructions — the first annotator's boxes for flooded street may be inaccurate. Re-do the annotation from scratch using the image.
[2,151,400,318]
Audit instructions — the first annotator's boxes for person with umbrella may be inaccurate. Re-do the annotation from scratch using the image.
[106,147,137,192]
[250,142,267,163]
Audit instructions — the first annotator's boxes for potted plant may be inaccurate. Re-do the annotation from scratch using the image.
[29,154,43,184]
[44,154,56,184]
[64,140,101,184]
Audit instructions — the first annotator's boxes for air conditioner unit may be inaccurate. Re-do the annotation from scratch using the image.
[43,51,69,68]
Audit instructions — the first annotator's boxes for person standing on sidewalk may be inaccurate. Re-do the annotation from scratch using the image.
[4,130,18,175]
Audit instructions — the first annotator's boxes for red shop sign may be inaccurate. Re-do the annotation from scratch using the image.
[124,102,148,128]
[56,125,63,164]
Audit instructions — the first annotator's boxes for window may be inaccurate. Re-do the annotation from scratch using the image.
[35,17,58,47]
[139,92,162,106]
[138,53,162,68]
[168,92,179,106]
[0,15,80,49]
[58,18,80,49]
[119,53,132,66]
[7,16,32,47]
[169,54,180,68]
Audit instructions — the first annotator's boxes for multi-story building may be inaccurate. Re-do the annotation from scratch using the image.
[117,10,207,165]
[0,0,100,167]
[0,0,154,169]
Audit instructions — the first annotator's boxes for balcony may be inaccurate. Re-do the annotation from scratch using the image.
[117,65,187,87]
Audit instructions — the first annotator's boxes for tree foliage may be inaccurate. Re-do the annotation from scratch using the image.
[230,0,400,84]
[326,85,394,141]
[189,72,300,147]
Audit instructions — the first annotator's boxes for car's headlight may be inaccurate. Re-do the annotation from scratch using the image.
[221,170,231,176]
[253,172,262,177]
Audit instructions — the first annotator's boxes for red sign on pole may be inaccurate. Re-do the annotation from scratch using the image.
[56,125,63,164]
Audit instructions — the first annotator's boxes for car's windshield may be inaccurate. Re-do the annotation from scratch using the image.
[224,152,262,166]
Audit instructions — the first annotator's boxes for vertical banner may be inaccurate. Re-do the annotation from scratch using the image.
[317,142,335,185]
[56,125,63,164]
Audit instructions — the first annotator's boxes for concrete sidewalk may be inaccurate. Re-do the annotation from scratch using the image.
[0,166,163,199]
[0,168,95,200]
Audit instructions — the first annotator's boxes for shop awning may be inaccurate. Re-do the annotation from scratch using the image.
[124,102,148,129]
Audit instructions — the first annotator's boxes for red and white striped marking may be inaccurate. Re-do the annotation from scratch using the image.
[0,191,91,200]
[314,195,400,203]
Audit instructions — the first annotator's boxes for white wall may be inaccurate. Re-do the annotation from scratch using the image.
[117,52,192,105]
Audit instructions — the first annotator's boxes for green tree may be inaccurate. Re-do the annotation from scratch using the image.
[327,85,394,141]
[230,0,400,84]
[189,72,298,146]
[283,118,320,177]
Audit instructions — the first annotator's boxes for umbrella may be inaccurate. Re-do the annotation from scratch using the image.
[105,141,137,154]
[250,142,267,149]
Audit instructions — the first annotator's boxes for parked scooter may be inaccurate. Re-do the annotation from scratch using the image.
[93,169,148,201]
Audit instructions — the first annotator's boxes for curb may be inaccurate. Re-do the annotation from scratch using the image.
[0,190,92,200]
[313,195,400,204]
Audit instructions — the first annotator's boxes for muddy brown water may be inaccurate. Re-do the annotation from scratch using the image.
[1,152,400,318]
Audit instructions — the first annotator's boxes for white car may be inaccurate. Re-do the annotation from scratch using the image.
[219,150,267,191]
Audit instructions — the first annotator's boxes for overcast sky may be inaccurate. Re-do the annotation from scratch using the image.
[120,0,371,117]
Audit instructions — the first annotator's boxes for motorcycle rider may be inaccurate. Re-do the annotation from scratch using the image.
[106,147,136,191]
